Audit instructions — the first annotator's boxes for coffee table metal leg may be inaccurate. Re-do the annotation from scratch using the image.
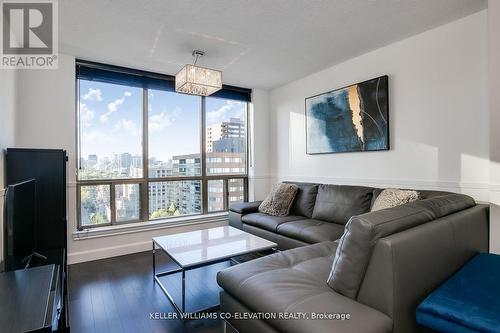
[152,247,187,316]
[182,269,186,312]
[152,241,156,280]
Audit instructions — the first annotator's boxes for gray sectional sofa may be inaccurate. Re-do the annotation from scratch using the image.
[219,182,489,333]
[229,182,451,250]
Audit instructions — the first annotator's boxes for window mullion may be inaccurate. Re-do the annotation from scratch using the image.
[110,182,116,225]
[223,179,229,210]
[244,177,249,202]
[201,96,208,214]
[246,102,250,175]
[142,88,149,222]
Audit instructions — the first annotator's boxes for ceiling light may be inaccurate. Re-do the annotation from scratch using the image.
[175,50,222,96]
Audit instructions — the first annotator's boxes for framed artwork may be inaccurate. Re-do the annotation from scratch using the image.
[305,75,389,154]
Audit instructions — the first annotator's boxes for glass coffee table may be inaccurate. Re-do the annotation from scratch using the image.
[152,226,277,316]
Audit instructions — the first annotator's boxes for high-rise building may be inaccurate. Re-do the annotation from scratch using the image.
[131,155,142,168]
[148,160,174,178]
[213,137,245,153]
[206,118,245,152]
[115,184,140,221]
[119,152,133,170]
[147,150,244,217]
[87,154,98,167]
[148,179,201,218]
[172,155,201,176]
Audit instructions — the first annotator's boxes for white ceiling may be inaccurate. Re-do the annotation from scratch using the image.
[60,0,486,90]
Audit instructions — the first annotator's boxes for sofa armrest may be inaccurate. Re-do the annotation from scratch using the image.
[229,201,262,214]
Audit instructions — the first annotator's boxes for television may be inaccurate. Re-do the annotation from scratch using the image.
[3,179,45,271]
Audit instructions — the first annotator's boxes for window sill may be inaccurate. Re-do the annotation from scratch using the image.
[72,212,229,240]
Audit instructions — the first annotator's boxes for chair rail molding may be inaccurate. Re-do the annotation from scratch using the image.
[268,175,490,201]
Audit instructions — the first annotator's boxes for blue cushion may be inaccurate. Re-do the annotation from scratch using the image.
[416,253,500,333]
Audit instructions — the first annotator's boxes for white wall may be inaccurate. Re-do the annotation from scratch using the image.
[15,54,82,262]
[14,54,272,263]
[488,0,500,253]
[0,69,17,264]
[0,70,16,187]
[269,11,489,201]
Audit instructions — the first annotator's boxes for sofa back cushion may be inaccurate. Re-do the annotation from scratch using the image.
[259,182,299,216]
[285,182,319,218]
[312,184,375,224]
[327,193,476,299]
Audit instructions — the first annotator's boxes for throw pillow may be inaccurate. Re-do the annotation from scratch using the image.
[371,188,420,211]
[259,183,299,216]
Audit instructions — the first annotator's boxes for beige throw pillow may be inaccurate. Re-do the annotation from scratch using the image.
[259,183,299,216]
[371,188,420,211]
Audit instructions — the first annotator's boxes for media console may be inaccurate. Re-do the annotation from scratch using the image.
[0,265,62,332]
[5,148,69,332]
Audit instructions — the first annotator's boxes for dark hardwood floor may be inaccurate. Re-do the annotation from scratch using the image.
[68,250,230,333]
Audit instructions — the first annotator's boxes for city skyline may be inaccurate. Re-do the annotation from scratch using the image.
[80,150,245,225]
[79,80,247,162]
[80,116,246,168]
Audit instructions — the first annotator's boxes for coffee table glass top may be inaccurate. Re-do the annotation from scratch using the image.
[153,226,277,268]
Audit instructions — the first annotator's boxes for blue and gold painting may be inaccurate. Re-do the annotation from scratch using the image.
[305,75,389,154]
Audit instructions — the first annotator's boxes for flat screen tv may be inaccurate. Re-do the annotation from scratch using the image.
[3,179,44,271]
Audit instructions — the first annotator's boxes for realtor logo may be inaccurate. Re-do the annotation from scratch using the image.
[1,0,58,69]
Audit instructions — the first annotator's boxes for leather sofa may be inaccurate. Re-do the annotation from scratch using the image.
[229,182,449,249]
[220,182,489,333]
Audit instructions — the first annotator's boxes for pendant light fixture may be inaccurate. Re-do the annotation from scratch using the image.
[175,50,222,96]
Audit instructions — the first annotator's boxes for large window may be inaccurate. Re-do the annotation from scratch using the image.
[205,98,247,176]
[76,62,250,229]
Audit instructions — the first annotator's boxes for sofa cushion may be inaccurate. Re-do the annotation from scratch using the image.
[259,183,299,216]
[312,184,375,224]
[371,189,419,212]
[277,219,345,244]
[284,182,319,218]
[242,213,304,232]
[327,193,476,299]
[217,241,392,333]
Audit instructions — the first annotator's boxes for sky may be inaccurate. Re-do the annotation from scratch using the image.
[79,80,246,162]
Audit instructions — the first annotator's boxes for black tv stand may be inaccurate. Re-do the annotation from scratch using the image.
[6,148,70,332]
[0,265,62,332]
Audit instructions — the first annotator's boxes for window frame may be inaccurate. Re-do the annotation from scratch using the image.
[76,66,249,230]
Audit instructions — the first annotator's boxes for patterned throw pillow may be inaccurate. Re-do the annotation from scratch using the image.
[371,188,420,211]
[259,183,299,216]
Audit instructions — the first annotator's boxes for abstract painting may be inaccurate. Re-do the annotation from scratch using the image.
[305,75,389,154]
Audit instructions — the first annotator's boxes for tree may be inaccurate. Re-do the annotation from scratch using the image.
[150,208,169,219]
[150,203,181,219]
[89,212,107,224]
[167,202,177,214]
[81,186,97,213]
